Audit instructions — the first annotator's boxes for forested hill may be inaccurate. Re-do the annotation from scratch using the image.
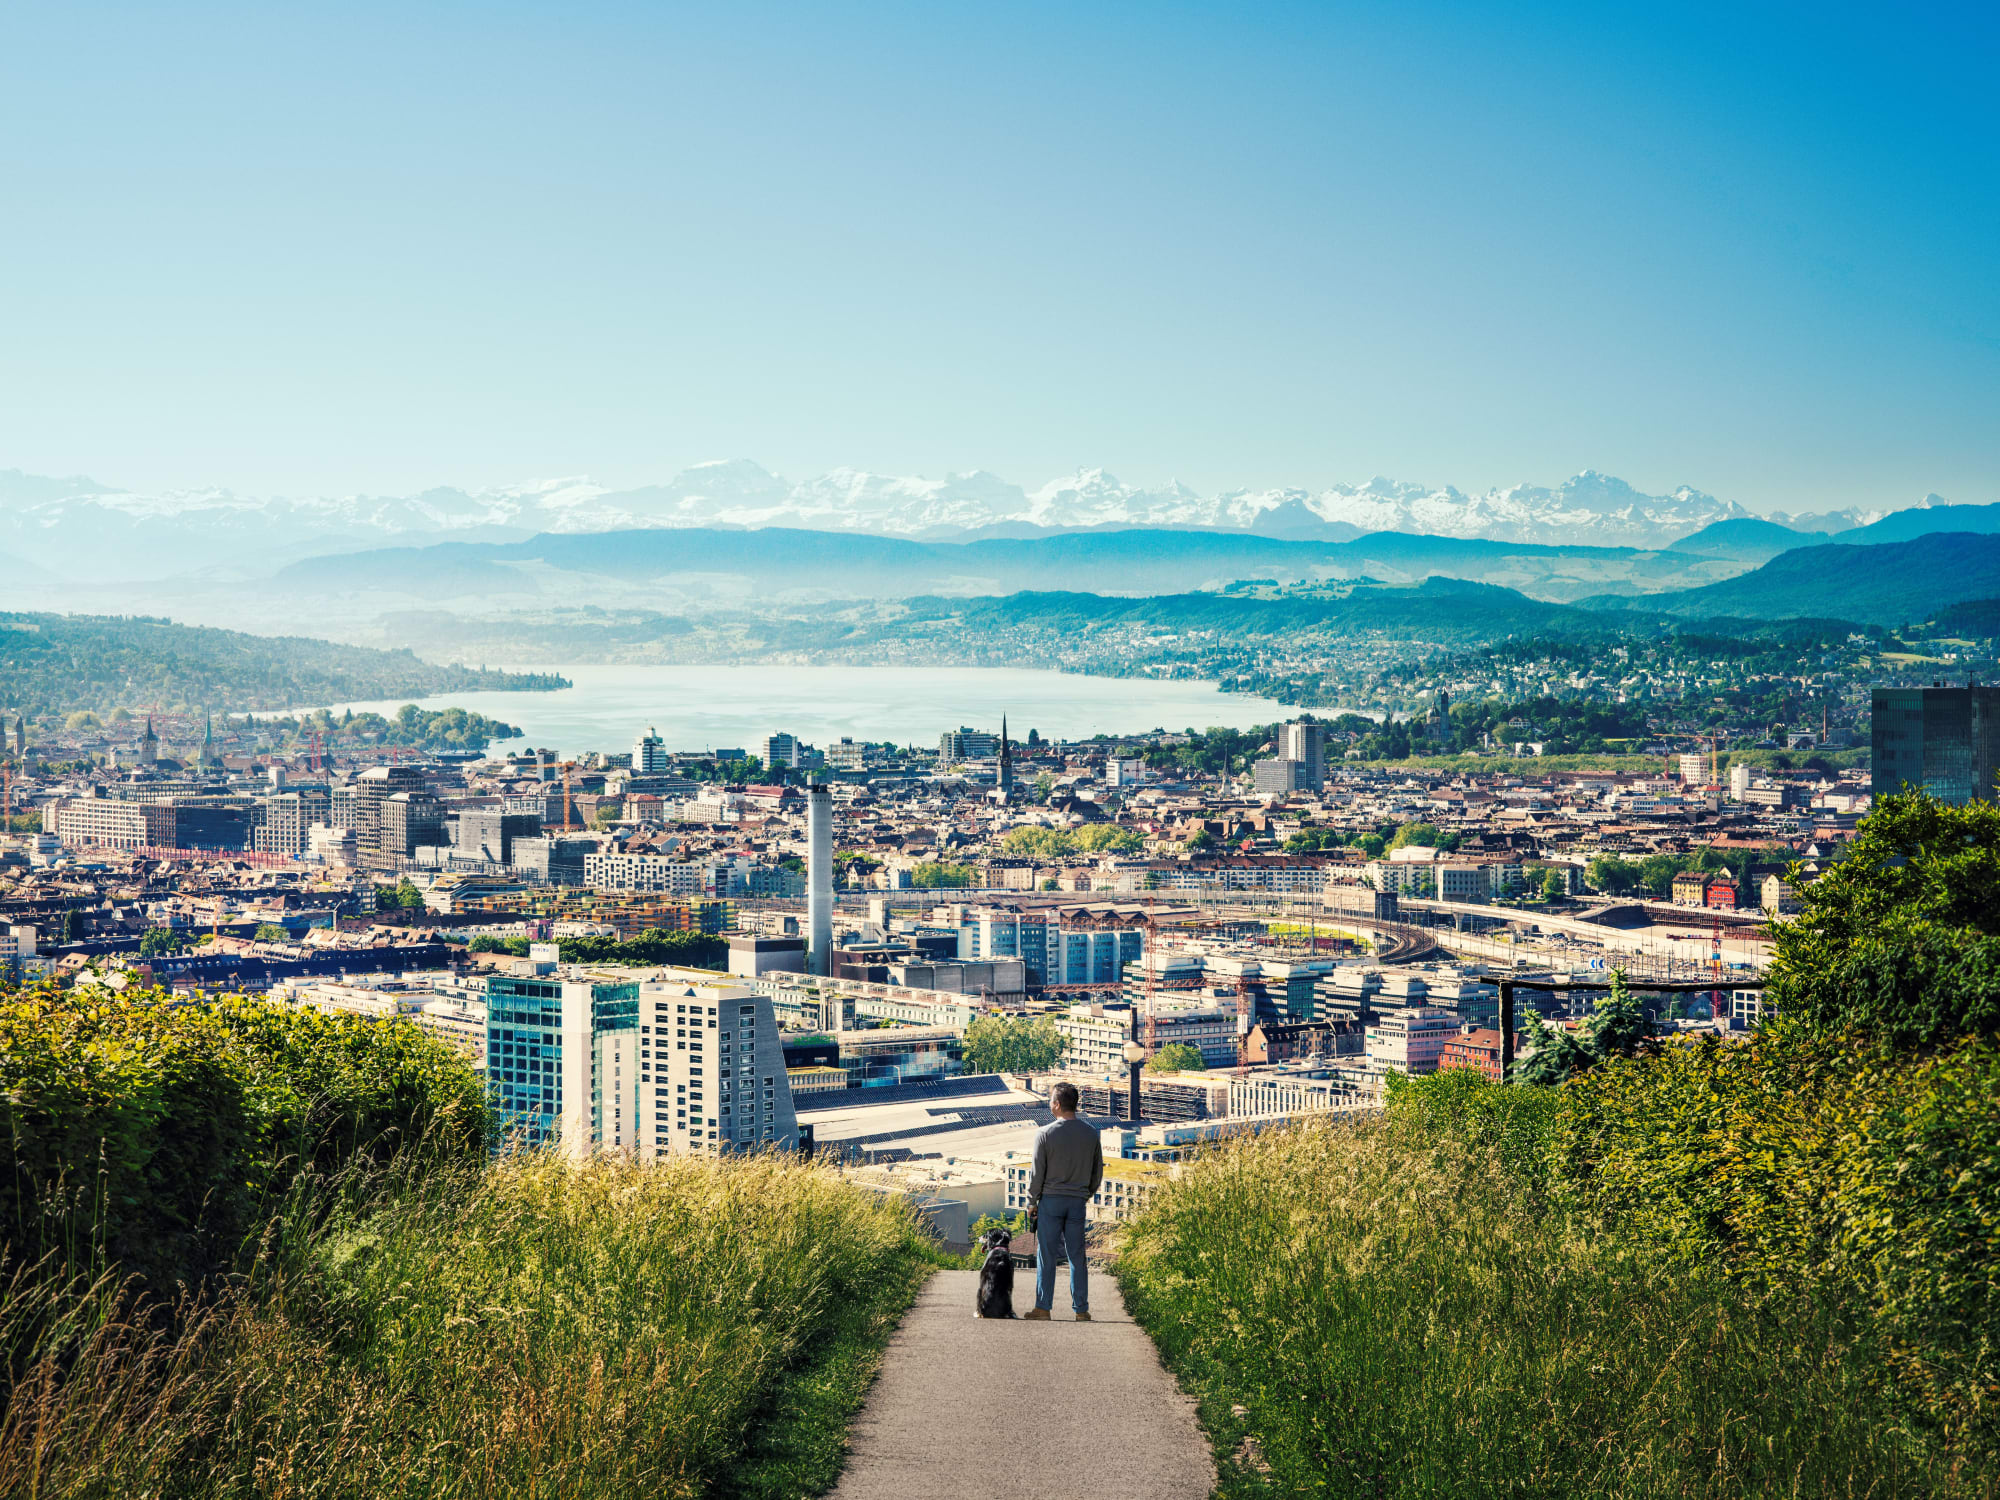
[1581,532,2000,625]
[0,612,566,715]
[913,578,1639,643]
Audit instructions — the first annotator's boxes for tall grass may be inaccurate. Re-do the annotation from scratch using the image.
[1118,1111,1986,1498]
[0,1150,944,1500]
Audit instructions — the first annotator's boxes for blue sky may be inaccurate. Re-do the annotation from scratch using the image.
[1,1,1993,512]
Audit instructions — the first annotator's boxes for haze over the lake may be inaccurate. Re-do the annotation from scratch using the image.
[323,665,1310,757]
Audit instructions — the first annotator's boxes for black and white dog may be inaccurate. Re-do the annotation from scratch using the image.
[975,1227,1016,1318]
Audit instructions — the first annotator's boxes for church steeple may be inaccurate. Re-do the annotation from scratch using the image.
[998,715,1014,797]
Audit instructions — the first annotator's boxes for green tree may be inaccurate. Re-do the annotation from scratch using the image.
[252,923,289,943]
[1033,771,1055,801]
[137,926,184,958]
[1355,832,1388,859]
[1071,824,1144,854]
[999,826,1074,859]
[1184,828,1216,852]
[910,860,977,888]
[1041,878,1060,891]
[1514,969,1654,1085]
[1147,1042,1206,1073]
[1766,789,2000,1050]
[1539,867,1567,903]
[960,1015,1068,1074]
[1587,854,1644,894]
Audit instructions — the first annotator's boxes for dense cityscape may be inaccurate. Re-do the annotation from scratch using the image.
[6,3,1995,1492]
[3,667,1968,1217]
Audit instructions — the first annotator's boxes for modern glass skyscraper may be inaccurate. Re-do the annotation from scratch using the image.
[1871,686,2000,805]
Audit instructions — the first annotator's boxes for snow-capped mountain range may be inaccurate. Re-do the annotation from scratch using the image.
[0,461,1904,581]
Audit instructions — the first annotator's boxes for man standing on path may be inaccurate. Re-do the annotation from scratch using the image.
[1023,1081,1104,1322]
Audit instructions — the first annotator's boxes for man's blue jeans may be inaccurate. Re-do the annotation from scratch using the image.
[1034,1195,1089,1313]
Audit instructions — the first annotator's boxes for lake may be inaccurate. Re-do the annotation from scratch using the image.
[323,664,1300,757]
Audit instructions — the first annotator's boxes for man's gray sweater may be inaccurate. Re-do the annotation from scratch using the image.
[1029,1116,1104,1204]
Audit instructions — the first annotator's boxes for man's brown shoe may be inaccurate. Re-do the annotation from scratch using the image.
[1022,1308,1051,1321]
[1074,1311,1093,1322]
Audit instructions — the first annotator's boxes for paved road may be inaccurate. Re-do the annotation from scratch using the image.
[829,1269,1214,1499]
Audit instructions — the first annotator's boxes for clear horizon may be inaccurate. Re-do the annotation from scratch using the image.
[2,2,1993,513]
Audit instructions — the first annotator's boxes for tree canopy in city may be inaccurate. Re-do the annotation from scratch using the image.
[959,1015,1068,1074]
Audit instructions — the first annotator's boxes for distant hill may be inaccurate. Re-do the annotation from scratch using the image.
[1930,598,2000,638]
[1667,516,1828,561]
[1583,533,2000,625]
[273,523,1750,610]
[924,577,1633,644]
[0,612,563,715]
[1835,502,2000,545]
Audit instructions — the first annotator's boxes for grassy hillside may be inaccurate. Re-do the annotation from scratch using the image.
[0,611,565,715]
[0,983,946,1500]
[1121,1064,1993,1498]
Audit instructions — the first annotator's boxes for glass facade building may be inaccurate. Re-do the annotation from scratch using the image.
[1871,686,2000,805]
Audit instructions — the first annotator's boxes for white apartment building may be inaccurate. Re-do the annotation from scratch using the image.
[1228,1069,1366,1117]
[1365,1008,1459,1084]
[643,975,799,1158]
[762,732,800,771]
[825,737,866,770]
[1054,1005,1133,1074]
[583,851,704,894]
[1003,1155,1172,1224]
[1105,758,1148,787]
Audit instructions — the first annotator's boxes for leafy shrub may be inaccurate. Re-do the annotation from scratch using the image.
[0,983,489,1295]
[1556,1017,2000,1443]
[1766,789,2000,1048]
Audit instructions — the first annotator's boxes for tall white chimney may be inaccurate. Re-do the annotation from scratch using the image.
[807,782,833,977]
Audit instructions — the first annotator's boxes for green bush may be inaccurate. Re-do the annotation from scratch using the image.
[1766,789,2000,1048]
[0,983,489,1295]
[1556,1018,2000,1442]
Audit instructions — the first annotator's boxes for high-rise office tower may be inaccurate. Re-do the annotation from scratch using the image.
[1872,685,2000,805]
[1279,720,1326,789]
[633,727,668,774]
[763,732,799,771]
